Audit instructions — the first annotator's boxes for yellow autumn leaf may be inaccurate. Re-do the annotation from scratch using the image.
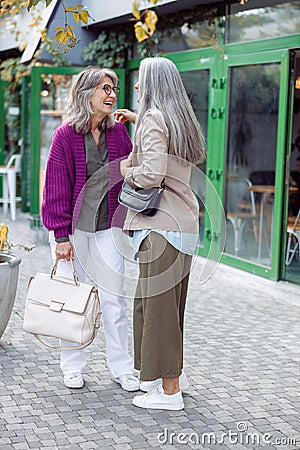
[144,9,157,34]
[65,7,76,12]
[132,0,140,20]
[78,10,89,24]
[134,21,149,43]
[0,224,8,250]
[73,11,80,23]
[150,0,159,4]
[60,33,69,46]
[54,31,64,42]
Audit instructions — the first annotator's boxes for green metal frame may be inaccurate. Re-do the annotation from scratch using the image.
[0,80,5,167]
[20,76,30,211]
[279,52,297,281]
[220,49,290,280]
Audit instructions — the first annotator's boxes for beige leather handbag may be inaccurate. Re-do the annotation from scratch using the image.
[23,259,101,350]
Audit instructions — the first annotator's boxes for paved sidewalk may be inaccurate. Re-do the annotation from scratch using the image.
[0,210,299,450]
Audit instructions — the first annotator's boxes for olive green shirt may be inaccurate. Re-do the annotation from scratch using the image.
[76,130,109,232]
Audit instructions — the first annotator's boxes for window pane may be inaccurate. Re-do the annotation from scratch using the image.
[224,63,280,267]
[226,0,300,44]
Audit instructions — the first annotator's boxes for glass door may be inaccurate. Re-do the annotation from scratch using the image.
[221,50,290,279]
[0,79,22,203]
[128,53,219,257]
[180,68,209,248]
[170,52,220,257]
[283,50,300,284]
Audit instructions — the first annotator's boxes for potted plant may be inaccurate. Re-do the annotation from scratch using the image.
[0,224,34,338]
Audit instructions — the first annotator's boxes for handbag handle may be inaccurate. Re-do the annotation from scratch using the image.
[50,259,80,286]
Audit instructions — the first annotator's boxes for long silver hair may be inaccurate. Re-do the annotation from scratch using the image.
[66,67,118,134]
[135,57,206,163]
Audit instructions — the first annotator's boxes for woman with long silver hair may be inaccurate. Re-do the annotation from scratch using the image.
[42,67,140,392]
[117,57,206,410]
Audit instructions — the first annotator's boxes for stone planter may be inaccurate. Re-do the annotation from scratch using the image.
[0,254,21,338]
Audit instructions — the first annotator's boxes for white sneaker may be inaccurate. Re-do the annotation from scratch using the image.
[113,374,140,392]
[64,372,84,389]
[132,385,184,410]
[140,371,189,393]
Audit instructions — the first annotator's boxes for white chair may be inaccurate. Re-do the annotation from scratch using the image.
[285,210,300,265]
[226,176,258,256]
[0,154,22,221]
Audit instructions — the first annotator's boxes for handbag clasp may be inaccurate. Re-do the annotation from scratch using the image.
[49,301,65,312]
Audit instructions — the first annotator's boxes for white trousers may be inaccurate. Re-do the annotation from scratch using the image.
[49,228,133,378]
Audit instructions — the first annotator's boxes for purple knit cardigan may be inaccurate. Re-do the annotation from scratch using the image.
[41,121,132,239]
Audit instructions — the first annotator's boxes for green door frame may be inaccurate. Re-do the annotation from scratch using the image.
[29,66,84,219]
[20,76,30,211]
[219,49,290,280]
[0,80,6,167]
[279,50,297,281]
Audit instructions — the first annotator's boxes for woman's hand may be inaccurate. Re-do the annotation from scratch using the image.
[120,154,133,178]
[55,241,74,261]
[114,109,137,124]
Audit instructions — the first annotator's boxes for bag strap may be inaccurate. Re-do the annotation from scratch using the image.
[51,259,79,286]
[33,291,101,351]
[160,178,166,191]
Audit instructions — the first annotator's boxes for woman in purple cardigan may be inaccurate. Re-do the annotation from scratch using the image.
[42,67,140,392]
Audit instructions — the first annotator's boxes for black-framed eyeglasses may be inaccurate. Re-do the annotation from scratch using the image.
[100,83,120,96]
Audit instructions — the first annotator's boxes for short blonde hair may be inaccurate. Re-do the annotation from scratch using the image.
[67,67,118,134]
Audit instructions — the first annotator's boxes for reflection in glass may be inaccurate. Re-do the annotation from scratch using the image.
[177,19,217,50]
[4,89,20,163]
[224,63,280,266]
[226,0,300,44]
[181,70,209,246]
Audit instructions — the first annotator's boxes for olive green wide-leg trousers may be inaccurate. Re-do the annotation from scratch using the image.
[133,232,192,382]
